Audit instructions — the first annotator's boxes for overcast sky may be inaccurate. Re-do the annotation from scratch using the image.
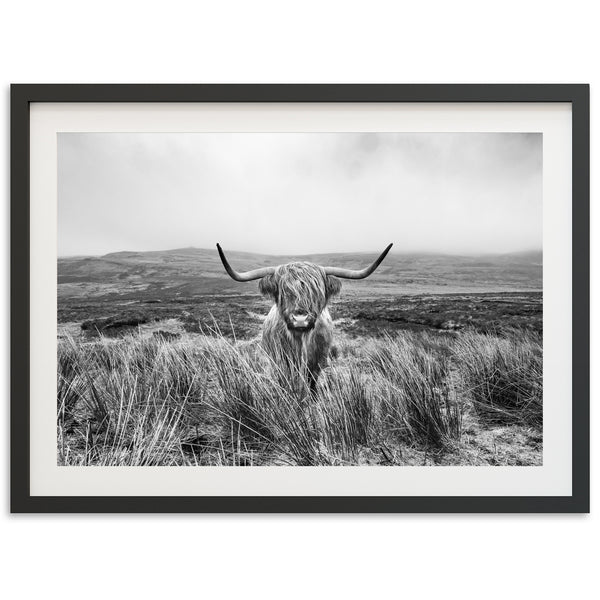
[58,132,542,256]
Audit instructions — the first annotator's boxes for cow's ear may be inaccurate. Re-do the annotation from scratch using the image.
[325,275,342,299]
[259,274,278,299]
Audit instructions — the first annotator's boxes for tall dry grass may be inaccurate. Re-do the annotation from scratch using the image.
[364,334,461,447]
[57,326,542,466]
[454,329,542,426]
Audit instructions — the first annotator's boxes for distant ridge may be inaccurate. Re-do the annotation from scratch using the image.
[96,246,542,261]
[58,246,543,300]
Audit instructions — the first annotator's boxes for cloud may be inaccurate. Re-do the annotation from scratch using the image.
[58,132,542,256]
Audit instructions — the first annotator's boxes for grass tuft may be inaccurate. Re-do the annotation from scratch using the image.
[454,330,542,426]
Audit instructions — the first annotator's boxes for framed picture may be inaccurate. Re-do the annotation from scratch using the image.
[11,84,589,513]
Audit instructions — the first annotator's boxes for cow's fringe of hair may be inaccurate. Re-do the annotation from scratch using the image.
[275,263,329,313]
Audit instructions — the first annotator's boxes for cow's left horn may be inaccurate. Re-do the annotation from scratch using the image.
[216,243,276,282]
[323,243,393,279]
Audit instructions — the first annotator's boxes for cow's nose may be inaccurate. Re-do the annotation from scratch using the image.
[291,313,310,327]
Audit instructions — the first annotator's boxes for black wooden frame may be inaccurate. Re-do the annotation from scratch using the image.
[10,84,590,513]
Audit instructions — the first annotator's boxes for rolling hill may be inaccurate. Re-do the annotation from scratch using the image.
[58,246,542,300]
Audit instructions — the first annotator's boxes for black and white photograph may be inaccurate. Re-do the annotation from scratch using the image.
[57,131,543,467]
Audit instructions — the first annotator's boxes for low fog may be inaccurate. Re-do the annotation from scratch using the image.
[58,132,542,257]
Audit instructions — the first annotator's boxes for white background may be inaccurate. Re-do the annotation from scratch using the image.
[1,1,596,599]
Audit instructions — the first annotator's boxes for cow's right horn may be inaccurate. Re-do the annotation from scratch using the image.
[216,243,276,282]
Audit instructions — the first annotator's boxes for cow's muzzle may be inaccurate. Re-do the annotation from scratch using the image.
[287,313,315,331]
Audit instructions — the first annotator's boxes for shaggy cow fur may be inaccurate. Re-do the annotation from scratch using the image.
[258,262,342,390]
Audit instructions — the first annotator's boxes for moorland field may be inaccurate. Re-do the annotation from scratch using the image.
[57,248,542,466]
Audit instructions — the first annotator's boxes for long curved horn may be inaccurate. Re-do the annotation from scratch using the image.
[323,243,393,280]
[216,243,276,282]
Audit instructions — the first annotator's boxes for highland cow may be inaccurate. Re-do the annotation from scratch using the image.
[216,243,393,391]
